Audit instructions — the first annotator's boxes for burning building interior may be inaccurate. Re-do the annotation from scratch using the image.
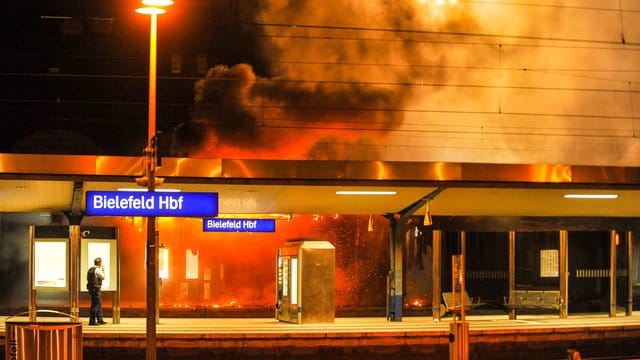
[1,211,637,317]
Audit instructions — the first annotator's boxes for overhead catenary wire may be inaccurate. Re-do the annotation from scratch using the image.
[2,0,639,137]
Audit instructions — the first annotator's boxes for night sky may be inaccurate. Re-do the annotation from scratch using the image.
[0,0,265,156]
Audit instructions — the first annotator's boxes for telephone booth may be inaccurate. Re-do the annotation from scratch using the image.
[276,239,335,324]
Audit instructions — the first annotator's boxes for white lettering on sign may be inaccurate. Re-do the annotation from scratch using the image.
[203,218,275,232]
[205,219,261,231]
[86,191,219,217]
[159,195,184,210]
[207,219,241,229]
[92,194,186,211]
[92,194,155,210]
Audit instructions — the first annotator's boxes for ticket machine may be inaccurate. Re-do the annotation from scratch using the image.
[276,239,335,324]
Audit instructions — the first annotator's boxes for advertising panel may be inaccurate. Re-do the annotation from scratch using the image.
[81,238,118,292]
[33,239,68,290]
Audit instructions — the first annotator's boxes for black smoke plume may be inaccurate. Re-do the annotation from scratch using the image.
[172,1,478,159]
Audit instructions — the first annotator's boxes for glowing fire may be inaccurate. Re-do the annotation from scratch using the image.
[84,214,391,312]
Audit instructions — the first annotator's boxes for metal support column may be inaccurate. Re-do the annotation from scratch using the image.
[65,182,85,321]
[610,230,617,317]
[559,230,569,319]
[460,231,466,322]
[69,225,81,320]
[386,187,445,322]
[145,160,159,359]
[432,230,442,321]
[28,226,36,322]
[627,231,633,316]
[624,231,634,316]
[449,231,468,360]
[508,231,516,320]
[113,227,121,324]
[387,215,403,321]
[138,7,164,359]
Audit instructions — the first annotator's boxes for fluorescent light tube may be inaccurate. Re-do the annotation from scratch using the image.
[563,194,618,199]
[117,188,181,192]
[336,191,397,195]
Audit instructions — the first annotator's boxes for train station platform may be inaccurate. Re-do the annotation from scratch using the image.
[2,313,640,359]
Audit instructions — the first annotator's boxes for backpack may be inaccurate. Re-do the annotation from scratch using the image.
[87,266,99,290]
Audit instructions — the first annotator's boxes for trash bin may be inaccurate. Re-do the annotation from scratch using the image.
[5,310,82,360]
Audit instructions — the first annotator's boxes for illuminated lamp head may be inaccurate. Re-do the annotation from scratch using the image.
[135,0,173,15]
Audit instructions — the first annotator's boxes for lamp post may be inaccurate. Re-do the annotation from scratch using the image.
[135,1,172,359]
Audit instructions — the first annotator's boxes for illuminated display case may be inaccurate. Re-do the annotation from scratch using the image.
[81,237,118,292]
[276,239,335,324]
[33,239,69,290]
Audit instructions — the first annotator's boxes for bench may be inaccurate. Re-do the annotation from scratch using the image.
[440,291,484,317]
[504,290,561,312]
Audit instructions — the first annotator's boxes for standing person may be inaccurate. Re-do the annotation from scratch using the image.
[87,257,107,325]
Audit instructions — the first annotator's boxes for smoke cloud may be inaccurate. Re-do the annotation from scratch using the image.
[172,1,478,159]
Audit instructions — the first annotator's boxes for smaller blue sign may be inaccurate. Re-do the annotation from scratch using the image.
[86,191,218,217]
[203,218,276,233]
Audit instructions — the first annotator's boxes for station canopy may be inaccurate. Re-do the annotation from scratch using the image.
[0,154,638,217]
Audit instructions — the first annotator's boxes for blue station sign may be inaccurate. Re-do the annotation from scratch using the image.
[86,191,218,217]
[203,218,276,233]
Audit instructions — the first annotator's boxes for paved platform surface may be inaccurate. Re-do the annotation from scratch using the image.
[2,312,638,332]
[1,313,640,359]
